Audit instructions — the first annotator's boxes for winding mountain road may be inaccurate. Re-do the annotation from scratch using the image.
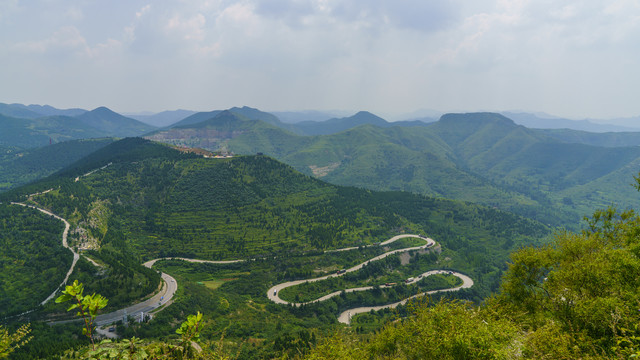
[13,210,471,329]
[94,235,473,326]
[10,202,78,306]
[336,270,473,324]
[267,235,435,305]
[265,234,474,324]
[92,258,245,326]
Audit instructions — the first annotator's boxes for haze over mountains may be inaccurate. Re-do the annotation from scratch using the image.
[145,108,640,228]
[0,103,155,148]
[3,102,640,230]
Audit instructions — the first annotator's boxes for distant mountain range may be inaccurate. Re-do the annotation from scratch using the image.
[3,102,639,133]
[0,138,115,191]
[126,109,197,127]
[4,102,640,229]
[0,104,155,148]
[0,103,86,118]
[501,112,640,132]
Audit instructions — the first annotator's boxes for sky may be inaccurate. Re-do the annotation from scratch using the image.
[1,0,639,119]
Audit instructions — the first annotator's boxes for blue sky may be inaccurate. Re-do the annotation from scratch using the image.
[1,0,639,119]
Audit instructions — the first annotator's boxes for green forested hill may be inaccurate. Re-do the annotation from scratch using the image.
[0,114,106,148]
[0,204,70,318]
[536,128,640,147]
[0,138,115,191]
[1,138,548,297]
[147,110,308,154]
[1,138,554,359]
[74,107,156,136]
[145,111,640,229]
[11,138,546,262]
[293,111,389,135]
[0,106,155,150]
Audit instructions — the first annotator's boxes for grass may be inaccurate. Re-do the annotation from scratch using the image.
[202,279,227,290]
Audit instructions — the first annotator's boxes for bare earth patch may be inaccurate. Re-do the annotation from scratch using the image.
[309,162,341,177]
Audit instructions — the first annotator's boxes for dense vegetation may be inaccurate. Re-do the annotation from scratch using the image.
[148,110,640,230]
[0,107,153,149]
[0,204,70,318]
[1,138,552,358]
[9,198,640,359]
[0,138,114,191]
[5,139,546,268]
[306,200,640,359]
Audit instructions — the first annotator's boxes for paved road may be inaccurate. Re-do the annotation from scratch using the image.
[94,270,177,326]
[265,234,474,325]
[266,234,436,305]
[144,257,244,267]
[337,270,474,324]
[90,257,244,326]
[11,202,78,306]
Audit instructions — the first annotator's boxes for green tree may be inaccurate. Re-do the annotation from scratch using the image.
[0,324,32,359]
[56,280,108,350]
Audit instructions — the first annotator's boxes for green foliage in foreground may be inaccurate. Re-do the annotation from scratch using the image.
[56,280,108,350]
[58,299,212,360]
[0,324,31,359]
[308,301,520,360]
[306,201,640,359]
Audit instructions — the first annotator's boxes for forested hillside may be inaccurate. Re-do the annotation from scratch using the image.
[2,137,553,359]
[0,138,114,191]
[145,111,640,229]
[6,138,546,262]
[306,198,640,359]
[0,204,70,318]
[0,106,154,150]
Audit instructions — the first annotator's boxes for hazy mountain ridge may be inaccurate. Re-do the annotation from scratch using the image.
[293,111,389,135]
[0,105,155,148]
[503,111,640,132]
[4,102,640,228]
[75,107,156,136]
[535,128,640,147]
[144,110,640,228]
[0,138,115,191]
[127,109,196,127]
[0,102,87,118]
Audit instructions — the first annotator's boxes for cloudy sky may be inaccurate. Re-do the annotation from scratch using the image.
[1,0,639,119]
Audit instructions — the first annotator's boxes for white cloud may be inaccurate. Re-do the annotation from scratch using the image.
[2,0,640,118]
[166,13,207,41]
[14,26,88,54]
[136,4,151,19]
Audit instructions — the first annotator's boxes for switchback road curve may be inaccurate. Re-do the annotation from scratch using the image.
[266,234,474,324]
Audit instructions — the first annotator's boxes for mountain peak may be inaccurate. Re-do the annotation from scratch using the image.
[439,112,516,126]
[90,106,116,114]
[216,110,246,120]
[76,107,156,136]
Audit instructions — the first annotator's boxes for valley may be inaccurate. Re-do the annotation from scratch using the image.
[0,136,549,358]
[1,106,639,359]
